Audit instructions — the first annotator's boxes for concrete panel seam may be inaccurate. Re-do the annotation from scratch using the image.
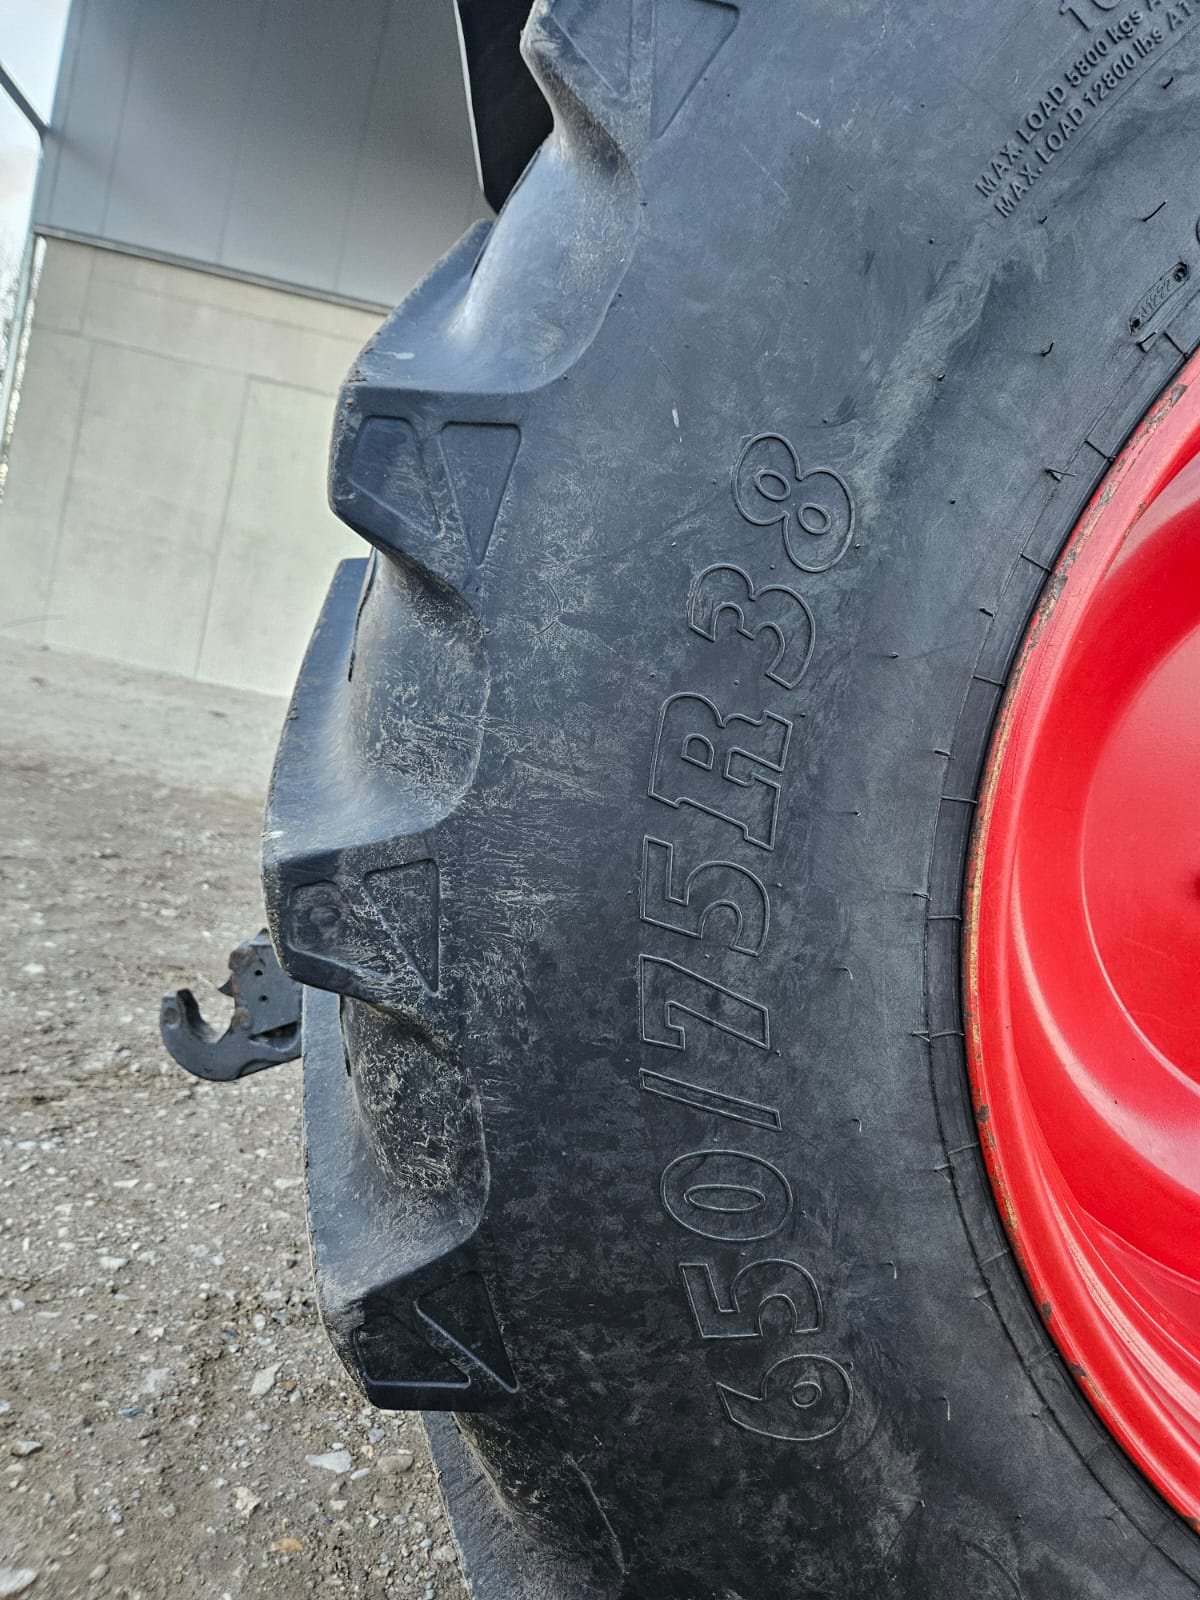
[74,333,348,399]
[193,373,254,678]
[84,274,377,343]
[225,373,344,405]
[41,337,99,641]
[38,227,390,316]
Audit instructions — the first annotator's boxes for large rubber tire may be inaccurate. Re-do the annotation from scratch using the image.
[264,3,1200,1595]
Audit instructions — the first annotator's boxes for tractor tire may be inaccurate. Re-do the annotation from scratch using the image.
[263,1,1200,1595]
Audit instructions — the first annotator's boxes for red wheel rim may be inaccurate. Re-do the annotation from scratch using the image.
[966,358,1200,1523]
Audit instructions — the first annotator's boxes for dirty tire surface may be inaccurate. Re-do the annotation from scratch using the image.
[0,641,466,1600]
[264,1,1200,1596]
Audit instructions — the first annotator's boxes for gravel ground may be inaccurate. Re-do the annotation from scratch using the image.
[0,640,467,1600]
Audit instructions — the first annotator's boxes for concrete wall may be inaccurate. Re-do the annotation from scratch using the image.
[0,236,381,695]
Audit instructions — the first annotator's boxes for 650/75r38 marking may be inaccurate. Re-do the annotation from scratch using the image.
[635,430,860,1442]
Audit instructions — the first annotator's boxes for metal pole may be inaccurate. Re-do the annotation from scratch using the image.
[0,228,38,476]
[0,58,47,473]
[0,60,47,138]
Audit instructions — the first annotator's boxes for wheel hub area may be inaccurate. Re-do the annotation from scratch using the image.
[967,362,1200,1523]
[1081,603,1200,1086]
